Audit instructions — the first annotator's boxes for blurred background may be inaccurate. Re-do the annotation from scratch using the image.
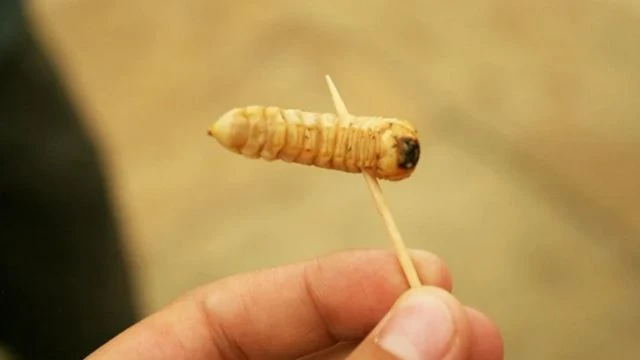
[2,0,639,359]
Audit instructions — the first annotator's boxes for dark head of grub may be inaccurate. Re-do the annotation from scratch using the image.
[397,137,420,169]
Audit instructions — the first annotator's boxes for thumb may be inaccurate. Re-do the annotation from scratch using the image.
[346,286,471,360]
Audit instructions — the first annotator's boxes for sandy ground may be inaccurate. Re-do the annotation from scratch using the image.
[15,0,640,358]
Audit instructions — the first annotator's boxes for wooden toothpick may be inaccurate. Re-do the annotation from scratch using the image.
[324,75,421,289]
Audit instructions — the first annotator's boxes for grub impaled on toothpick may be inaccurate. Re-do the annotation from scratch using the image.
[207,75,422,288]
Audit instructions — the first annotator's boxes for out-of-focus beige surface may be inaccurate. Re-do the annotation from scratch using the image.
[24,0,640,358]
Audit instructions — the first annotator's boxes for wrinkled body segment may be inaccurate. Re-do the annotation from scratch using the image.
[207,106,421,181]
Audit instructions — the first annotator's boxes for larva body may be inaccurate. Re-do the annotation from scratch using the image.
[207,105,420,181]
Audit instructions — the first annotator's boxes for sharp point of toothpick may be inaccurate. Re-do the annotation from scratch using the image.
[324,75,350,119]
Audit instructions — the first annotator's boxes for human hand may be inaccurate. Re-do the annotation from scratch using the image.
[87,249,503,360]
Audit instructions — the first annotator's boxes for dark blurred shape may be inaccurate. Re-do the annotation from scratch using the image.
[0,1,138,358]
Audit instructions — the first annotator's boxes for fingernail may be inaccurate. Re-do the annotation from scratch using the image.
[375,290,455,360]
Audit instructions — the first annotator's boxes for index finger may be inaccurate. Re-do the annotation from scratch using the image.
[87,249,451,360]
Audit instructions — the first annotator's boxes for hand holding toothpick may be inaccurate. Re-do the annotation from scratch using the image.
[86,76,504,360]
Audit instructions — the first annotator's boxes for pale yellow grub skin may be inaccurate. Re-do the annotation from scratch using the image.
[207,105,421,181]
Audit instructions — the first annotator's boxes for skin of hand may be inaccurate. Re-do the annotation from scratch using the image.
[86,249,503,360]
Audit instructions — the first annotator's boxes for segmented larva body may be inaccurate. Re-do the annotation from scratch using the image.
[207,105,421,181]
